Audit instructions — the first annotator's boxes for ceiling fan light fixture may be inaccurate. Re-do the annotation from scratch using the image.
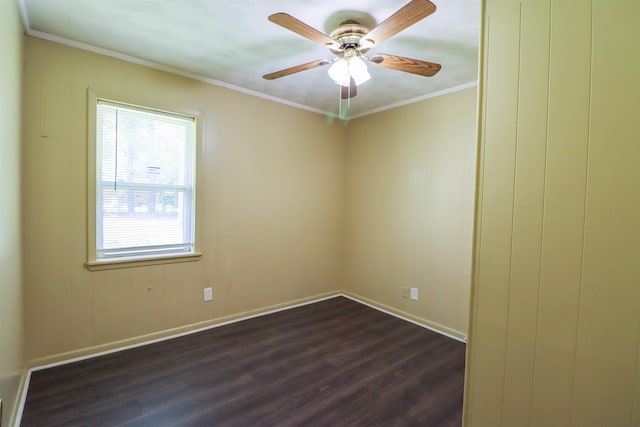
[264,0,441,113]
[328,56,371,87]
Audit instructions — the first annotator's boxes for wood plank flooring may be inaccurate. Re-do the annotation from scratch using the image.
[21,297,466,427]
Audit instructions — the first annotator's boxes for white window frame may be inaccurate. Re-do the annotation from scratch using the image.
[86,89,202,271]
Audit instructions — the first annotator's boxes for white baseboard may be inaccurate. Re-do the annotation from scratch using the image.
[29,291,342,372]
[11,370,30,427]
[342,291,468,343]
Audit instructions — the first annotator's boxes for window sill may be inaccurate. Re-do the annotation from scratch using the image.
[85,252,202,271]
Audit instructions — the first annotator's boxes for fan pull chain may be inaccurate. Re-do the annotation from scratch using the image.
[338,84,351,120]
[338,84,341,117]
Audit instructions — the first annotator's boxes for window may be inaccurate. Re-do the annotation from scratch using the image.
[87,95,201,269]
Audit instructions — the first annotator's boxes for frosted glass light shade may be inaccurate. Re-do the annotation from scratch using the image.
[328,59,350,86]
[349,57,371,86]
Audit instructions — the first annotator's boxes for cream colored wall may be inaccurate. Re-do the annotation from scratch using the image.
[344,88,477,338]
[23,37,346,362]
[465,1,640,426]
[0,0,24,424]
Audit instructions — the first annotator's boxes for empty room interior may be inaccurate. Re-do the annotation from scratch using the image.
[1,0,639,426]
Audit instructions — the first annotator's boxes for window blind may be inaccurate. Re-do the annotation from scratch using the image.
[96,100,196,260]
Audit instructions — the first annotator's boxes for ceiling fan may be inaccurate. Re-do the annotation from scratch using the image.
[263,0,442,99]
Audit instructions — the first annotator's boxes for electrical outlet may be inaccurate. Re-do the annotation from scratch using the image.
[203,287,213,302]
[402,287,409,298]
[410,287,419,301]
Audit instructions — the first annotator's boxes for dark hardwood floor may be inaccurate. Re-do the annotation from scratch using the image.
[21,297,466,427]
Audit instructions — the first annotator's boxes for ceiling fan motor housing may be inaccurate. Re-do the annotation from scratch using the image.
[329,22,371,54]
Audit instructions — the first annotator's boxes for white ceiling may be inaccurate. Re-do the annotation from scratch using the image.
[19,0,480,118]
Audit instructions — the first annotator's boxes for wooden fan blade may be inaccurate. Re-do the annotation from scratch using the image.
[369,53,441,77]
[263,59,331,80]
[269,13,339,49]
[341,77,358,99]
[362,0,436,47]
